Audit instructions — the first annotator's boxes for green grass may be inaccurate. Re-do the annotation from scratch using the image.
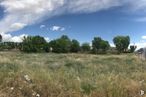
[0,51,145,97]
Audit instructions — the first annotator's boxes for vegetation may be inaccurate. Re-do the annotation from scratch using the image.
[130,45,137,53]
[0,52,145,97]
[20,36,48,53]
[81,43,91,53]
[92,37,110,54]
[0,34,142,97]
[0,34,137,54]
[49,35,72,53]
[70,39,80,53]
[113,36,130,53]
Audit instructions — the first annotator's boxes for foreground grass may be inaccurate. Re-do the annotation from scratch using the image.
[0,52,146,97]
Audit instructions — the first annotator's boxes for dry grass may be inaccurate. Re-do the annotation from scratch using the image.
[0,51,145,97]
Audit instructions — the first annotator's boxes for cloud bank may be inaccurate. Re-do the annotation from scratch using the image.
[0,0,122,34]
[1,33,28,42]
[0,0,145,34]
[1,33,50,42]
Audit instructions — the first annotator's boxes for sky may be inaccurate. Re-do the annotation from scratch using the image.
[0,0,146,49]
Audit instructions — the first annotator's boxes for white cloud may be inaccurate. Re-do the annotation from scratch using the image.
[0,0,121,33]
[50,26,65,31]
[40,25,46,29]
[110,43,115,47]
[1,32,50,43]
[1,33,28,42]
[128,0,146,11]
[0,0,146,34]
[142,36,146,39]
[10,23,26,31]
[44,37,50,42]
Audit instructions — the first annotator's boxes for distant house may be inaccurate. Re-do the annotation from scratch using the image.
[136,48,146,60]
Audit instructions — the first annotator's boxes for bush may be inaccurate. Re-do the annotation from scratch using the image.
[130,45,137,53]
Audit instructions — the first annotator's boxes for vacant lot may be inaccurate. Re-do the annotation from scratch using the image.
[0,52,145,97]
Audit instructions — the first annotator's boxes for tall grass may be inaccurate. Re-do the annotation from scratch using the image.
[0,52,145,97]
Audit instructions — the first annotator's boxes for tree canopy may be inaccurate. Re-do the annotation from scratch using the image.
[113,36,130,53]
[92,37,110,54]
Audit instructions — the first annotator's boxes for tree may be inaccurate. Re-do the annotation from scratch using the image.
[113,36,130,53]
[92,37,110,54]
[70,39,80,53]
[49,35,72,53]
[92,37,102,53]
[130,45,137,53]
[0,34,2,42]
[21,36,47,53]
[100,40,110,53]
[81,43,90,52]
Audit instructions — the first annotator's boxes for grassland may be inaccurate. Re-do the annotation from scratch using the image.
[0,51,145,97]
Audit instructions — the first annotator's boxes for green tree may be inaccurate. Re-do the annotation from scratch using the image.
[130,45,137,53]
[113,36,130,53]
[81,43,90,52]
[100,40,110,53]
[92,37,102,53]
[0,34,2,42]
[21,36,47,53]
[49,35,72,53]
[70,39,80,53]
[92,37,110,54]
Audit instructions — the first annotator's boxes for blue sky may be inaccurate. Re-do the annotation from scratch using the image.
[0,0,146,49]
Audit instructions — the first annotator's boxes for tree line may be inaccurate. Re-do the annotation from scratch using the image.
[0,35,137,54]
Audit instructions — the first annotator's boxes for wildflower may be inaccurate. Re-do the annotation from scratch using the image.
[10,87,14,90]
[36,94,40,97]
[140,90,144,96]
[24,75,31,82]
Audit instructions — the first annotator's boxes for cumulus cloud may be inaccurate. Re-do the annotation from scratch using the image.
[50,26,65,31]
[142,36,146,39]
[0,0,145,34]
[1,33,28,42]
[1,33,50,43]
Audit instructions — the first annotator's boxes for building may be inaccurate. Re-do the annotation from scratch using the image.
[136,48,146,60]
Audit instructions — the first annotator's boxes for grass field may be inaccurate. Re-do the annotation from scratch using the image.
[0,51,146,97]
